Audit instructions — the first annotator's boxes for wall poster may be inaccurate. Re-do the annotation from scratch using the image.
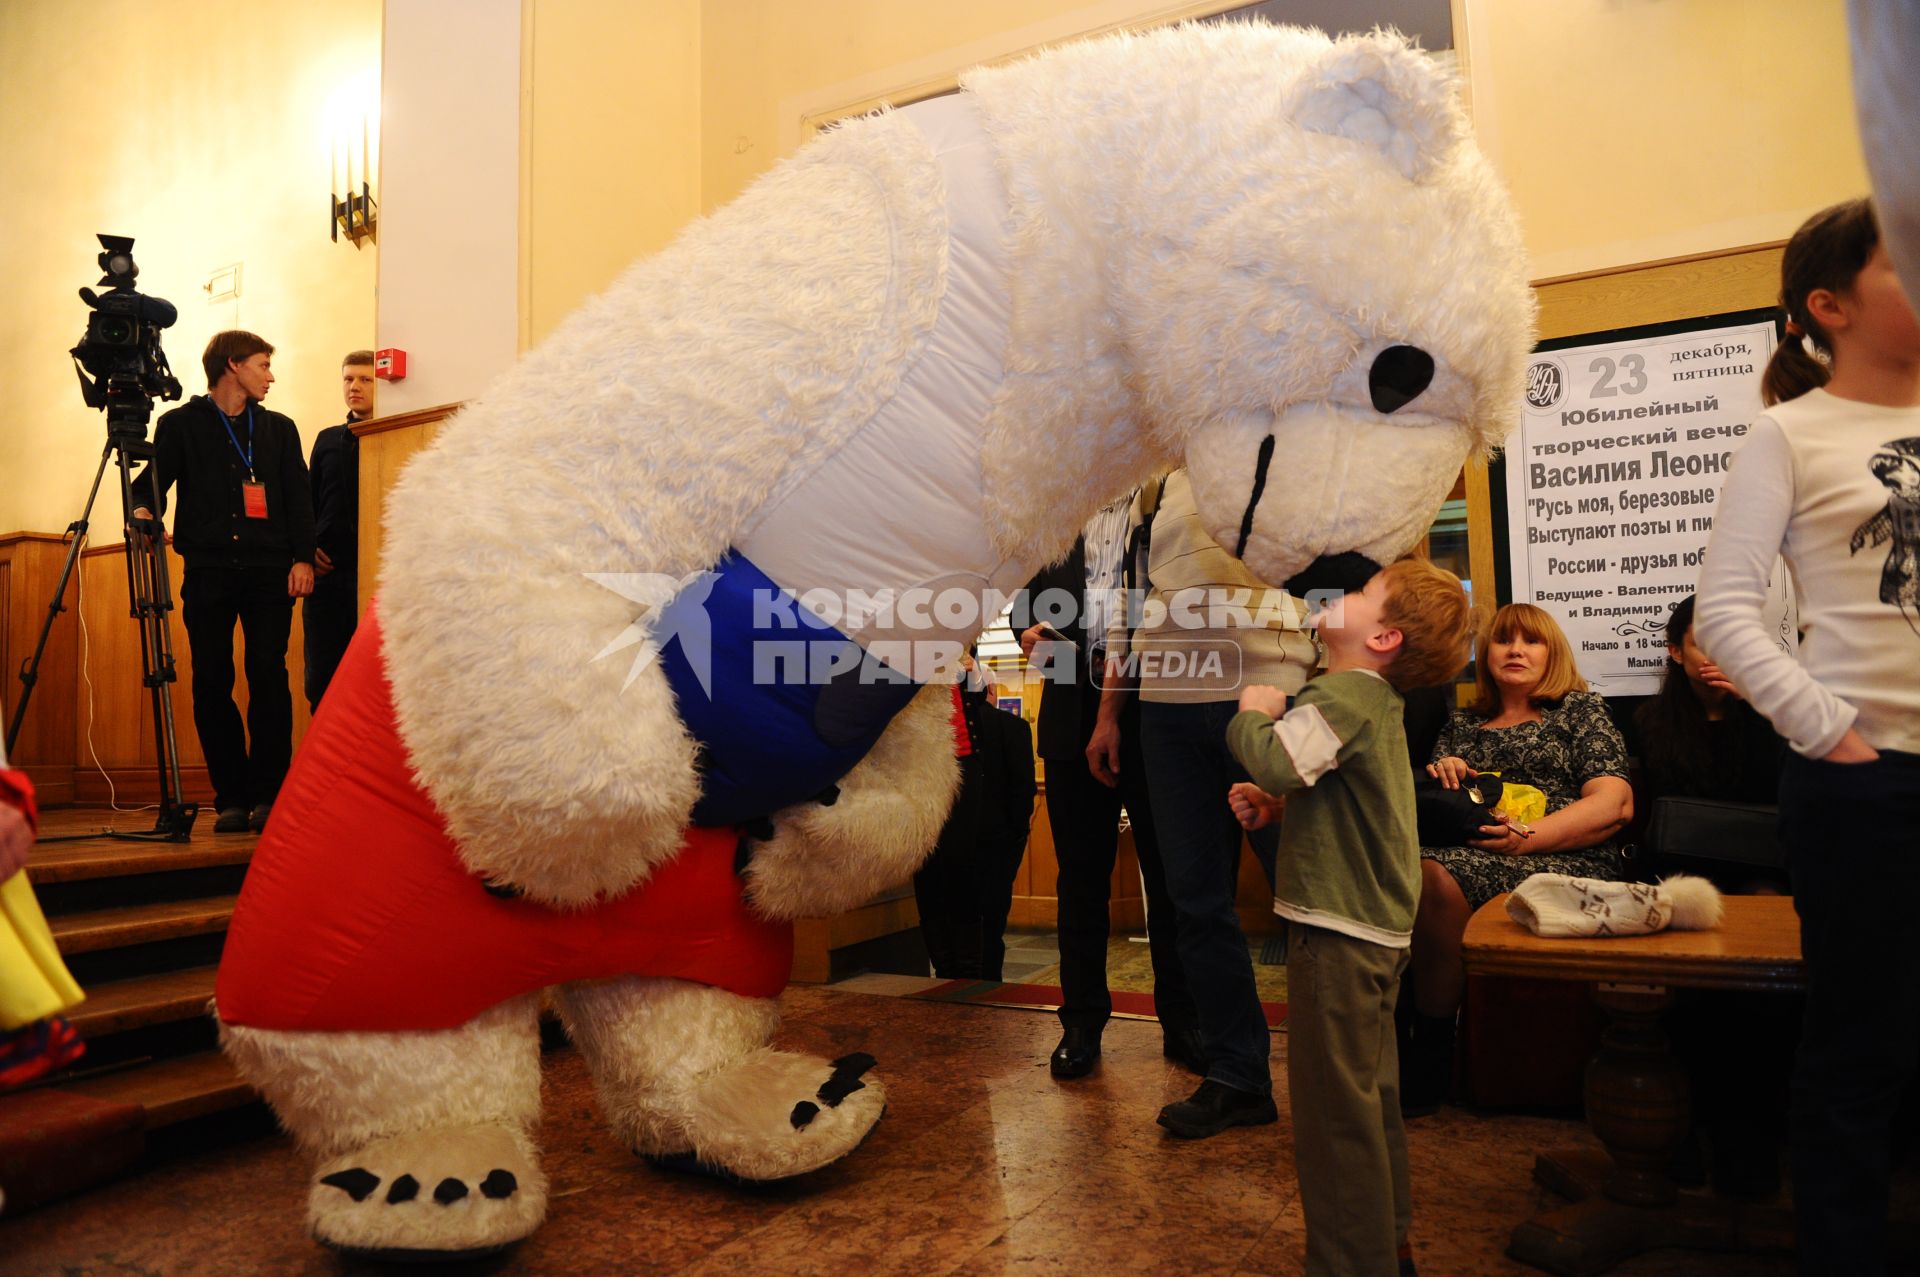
[1501,308,1796,697]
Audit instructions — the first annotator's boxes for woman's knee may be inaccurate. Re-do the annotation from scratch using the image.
[1415,861,1470,930]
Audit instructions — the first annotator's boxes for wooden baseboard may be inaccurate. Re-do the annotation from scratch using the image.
[16,764,76,806]
[790,893,921,984]
[72,766,213,807]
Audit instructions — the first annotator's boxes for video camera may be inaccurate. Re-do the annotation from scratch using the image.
[72,234,182,432]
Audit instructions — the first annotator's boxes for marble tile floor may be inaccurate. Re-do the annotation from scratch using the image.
[853,929,1288,1005]
[2,985,1796,1276]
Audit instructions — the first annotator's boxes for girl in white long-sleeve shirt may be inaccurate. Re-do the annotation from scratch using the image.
[1696,198,1920,1276]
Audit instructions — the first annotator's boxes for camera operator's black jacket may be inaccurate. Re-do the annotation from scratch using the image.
[135,396,316,572]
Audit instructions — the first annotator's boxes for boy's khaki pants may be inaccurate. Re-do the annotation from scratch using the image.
[1286,922,1412,1277]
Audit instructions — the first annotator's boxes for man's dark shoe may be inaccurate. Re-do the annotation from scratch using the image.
[1156,1079,1278,1138]
[1049,1026,1101,1079]
[247,803,273,833]
[213,807,250,834]
[1162,1026,1209,1075]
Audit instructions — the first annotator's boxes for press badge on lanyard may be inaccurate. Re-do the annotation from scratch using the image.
[215,403,269,519]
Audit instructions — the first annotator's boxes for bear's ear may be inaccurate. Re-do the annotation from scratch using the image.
[1292,29,1464,183]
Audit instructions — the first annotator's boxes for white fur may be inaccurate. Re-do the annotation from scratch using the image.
[379,111,949,905]
[966,22,1535,579]
[1657,873,1726,931]
[745,680,961,921]
[381,22,1532,904]
[308,1123,547,1255]
[555,977,884,1181]
[253,19,1536,1253]
[219,996,542,1158]
[221,997,548,1255]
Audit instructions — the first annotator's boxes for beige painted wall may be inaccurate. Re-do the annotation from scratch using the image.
[524,0,702,346]
[0,0,381,536]
[377,0,522,414]
[698,0,1234,212]
[1456,0,1869,280]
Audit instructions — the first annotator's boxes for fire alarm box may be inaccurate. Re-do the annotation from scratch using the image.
[374,348,407,381]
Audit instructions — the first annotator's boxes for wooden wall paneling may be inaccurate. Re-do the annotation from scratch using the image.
[73,539,206,804]
[69,537,314,806]
[353,405,461,616]
[1532,244,1784,344]
[0,533,81,801]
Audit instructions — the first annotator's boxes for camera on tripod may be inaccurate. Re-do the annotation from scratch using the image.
[4,233,198,840]
[72,234,182,431]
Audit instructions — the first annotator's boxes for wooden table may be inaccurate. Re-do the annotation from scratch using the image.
[1461,893,1803,1276]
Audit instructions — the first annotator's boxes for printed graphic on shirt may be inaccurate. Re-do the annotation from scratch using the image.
[1849,436,1920,638]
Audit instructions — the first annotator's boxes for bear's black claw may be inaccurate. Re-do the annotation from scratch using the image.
[319,1168,381,1202]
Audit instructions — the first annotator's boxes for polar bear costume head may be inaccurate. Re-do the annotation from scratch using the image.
[973,23,1534,592]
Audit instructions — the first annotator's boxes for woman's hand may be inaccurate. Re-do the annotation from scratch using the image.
[1697,660,1741,698]
[1228,782,1283,832]
[1467,813,1532,856]
[1823,728,1881,764]
[1426,756,1476,790]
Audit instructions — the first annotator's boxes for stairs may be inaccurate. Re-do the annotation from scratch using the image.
[1,808,260,1212]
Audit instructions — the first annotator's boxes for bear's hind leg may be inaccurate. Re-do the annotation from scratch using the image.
[220,995,547,1258]
[556,977,886,1182]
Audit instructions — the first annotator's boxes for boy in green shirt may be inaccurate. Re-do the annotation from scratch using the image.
[1225,558,1471,1277]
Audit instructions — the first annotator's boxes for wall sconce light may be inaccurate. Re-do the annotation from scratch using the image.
[330,85,378,248]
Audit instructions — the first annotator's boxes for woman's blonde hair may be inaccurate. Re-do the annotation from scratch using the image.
[1470,602,1586,716]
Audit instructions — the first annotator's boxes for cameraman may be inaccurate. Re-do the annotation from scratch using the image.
[134,331,315,834]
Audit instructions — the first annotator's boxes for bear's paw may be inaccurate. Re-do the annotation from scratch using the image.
[641,1047,887,1182]
[308,1122,546,1260]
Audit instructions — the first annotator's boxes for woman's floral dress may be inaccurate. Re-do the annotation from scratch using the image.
[1423,690,1631,909]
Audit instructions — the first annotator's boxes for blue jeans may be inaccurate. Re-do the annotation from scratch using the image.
[1139,699,1280,1095]
[1780,748,1920,1276]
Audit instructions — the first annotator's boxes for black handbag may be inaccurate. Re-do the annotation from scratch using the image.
[1644,796,1784,869]
[1413,772,1503,846]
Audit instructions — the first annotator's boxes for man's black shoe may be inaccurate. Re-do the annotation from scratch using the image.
[1156,1079,1278,1138]
[1162,1026,1209,1075]
[1049,1026,1101,1079]
[247,803,273,833]
[213,807,250,834]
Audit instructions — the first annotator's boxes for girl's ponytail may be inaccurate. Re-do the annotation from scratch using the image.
[1760,326,1830,407]
[1763,199,1879,407]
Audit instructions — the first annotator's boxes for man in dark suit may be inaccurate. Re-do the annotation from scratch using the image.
[1015,500,1203,1079]
[972,664,1037,981]
[913,656,1037,981]
[303,350,374,710]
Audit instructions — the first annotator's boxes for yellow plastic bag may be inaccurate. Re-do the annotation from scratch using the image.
[1483,772,1549,826]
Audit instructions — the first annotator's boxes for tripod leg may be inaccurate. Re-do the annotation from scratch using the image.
[116,442,196,839]
[4,444,111,759]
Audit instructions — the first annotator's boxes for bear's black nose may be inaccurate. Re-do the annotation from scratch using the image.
[1369,345,1435,413]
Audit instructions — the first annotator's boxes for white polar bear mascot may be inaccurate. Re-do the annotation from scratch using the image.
[214,21,1533,1259]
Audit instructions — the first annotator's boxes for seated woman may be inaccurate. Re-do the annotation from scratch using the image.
[1636,593,1793,1198]
[1636,590,1785,809]
[1404,603,1633,1112]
